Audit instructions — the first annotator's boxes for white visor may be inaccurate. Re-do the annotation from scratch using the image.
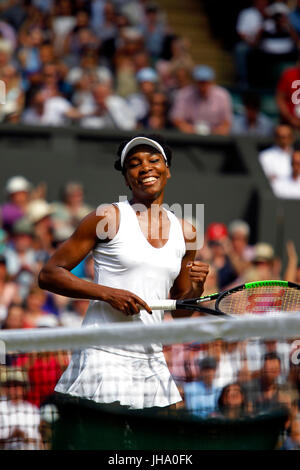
[120,137,168,168]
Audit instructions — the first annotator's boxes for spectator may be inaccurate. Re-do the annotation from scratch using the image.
[62,8,94,61]
[17,26,46,80]
[244,352,290,412]
[139,91,172,130]
[51,181,93,232]
[272,144,300,198]
[138,3,167,60]
[65,47,112,89]
[127,66,159,122]
[0,368,42,450]
[80,81,137,130]
[23,285,58,329]
[234,0,268,88]
[216,383,249,419]
[4,217,39,301]
[21,87,83,127]
[114,26,144,70]
[51,0,76,55]
[0,65,25,123]
[228,219,254,264]
[1,176,32,234]
[259,124,294,182]
[183,356,221,417]
[0,39,14,71]
[157,35,193,95]
[202,339,237,389]
[204,222,237,290]
[231,91,274,136]
[1,0,27,32]
[14,351,68,408]
[1,303,25,330]
[251,3,299,87]
[94,1,118,44]
[26,199,55,255]
[242,242,277,283]
[276,55,300,130]
[170,65,232,135]
[0,256,20,323]
[0,19,18,52]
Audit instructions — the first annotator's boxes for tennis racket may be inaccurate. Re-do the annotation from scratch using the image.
[146,280,300,318]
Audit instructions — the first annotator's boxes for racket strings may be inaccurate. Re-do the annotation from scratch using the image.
[217,286,300,315]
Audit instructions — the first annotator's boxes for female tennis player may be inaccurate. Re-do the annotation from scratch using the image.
[38,134,209,409]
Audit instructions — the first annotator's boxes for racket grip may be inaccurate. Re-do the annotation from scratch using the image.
[147,300,177,311]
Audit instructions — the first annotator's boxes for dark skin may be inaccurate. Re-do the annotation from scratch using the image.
[39,145,209,317]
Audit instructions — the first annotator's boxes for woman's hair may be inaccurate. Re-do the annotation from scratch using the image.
[217,382,246,412]
[114,133,173,174]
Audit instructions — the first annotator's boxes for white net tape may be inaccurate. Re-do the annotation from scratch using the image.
[1,312,300,352]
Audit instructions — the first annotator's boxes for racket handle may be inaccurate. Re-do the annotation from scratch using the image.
[147,300,177,311]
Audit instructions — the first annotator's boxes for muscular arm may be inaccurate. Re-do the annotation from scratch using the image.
[38,207,152,315]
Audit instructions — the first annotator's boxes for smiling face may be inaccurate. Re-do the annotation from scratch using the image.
[123,145,170,204]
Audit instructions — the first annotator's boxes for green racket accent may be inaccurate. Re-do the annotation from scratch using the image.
[245,280,288,289]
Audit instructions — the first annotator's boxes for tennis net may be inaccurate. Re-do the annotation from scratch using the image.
[0,313,300,450]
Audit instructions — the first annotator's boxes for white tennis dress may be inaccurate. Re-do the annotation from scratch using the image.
[55,200,186,409]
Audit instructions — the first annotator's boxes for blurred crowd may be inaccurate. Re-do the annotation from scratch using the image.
[0,0,298,139]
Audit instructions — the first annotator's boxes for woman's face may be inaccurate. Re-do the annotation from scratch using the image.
[124,145,170,201]
[223,384,244,408]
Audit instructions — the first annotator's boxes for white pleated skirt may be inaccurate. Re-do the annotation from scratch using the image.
[55,348,182,410]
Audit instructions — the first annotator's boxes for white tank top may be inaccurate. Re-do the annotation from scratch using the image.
[82,200,186,358]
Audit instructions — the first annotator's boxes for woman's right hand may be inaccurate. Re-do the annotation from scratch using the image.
[100,286,152,316]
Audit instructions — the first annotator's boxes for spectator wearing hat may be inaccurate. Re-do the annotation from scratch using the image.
[183,356,221,417]
[1,176,32,234]
[127,66,159,122]
[242,242,277,283]
[170,65,232,135]
[0,367,42,450]
[27,199,55,256]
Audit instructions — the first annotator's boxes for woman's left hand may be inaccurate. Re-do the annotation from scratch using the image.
[187,261,209,293]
